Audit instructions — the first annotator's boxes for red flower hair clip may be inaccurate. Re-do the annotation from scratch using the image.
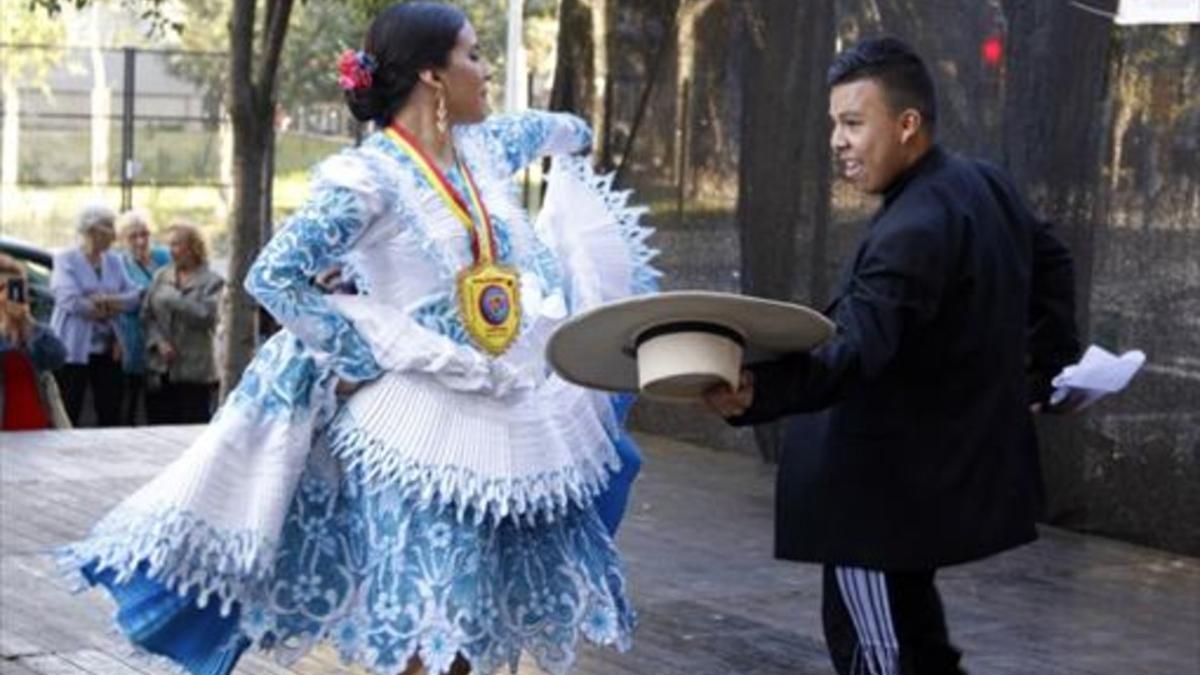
[337,49,376,92]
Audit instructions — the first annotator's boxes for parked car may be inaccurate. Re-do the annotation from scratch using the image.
[0,236,54,322]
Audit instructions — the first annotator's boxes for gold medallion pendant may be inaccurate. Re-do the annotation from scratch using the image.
[458,261,521,355]
[385,122,523,356]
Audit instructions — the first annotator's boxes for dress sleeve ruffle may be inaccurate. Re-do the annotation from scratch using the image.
[470,111,592,175]
[535,155,661,311]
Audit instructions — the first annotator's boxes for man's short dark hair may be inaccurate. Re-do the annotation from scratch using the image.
[827,37,938,134]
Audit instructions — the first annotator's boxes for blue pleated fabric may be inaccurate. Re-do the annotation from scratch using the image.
[593,394,643,535]
[81,562,249,675]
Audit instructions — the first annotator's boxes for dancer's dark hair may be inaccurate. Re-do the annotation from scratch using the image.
[344,2,467,127]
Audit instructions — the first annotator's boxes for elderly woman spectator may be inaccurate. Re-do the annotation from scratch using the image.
[114,210,171,424]
[1,253,68,430]
[50,204,140,426]
[143,223,224,424]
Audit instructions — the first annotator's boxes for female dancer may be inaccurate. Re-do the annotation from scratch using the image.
[63,3,658,674]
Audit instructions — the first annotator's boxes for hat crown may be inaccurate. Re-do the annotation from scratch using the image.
[637,330,742,400]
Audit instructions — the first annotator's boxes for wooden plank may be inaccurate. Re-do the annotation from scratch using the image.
[58,651,150,675]
[0,629,44,659]
[0,658,48,675]
[12,655,90,675]
[0,584,83,658]
[0,429,187,486]
[237,654,303,675]
[0,519,47,557]
[295,646,355,674]
[1,485,91,548]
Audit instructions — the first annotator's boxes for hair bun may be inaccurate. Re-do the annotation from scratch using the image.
[345,88,382,123]
[341,3,466,127]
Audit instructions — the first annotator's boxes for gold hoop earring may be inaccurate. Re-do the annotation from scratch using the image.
[436,90,449,137]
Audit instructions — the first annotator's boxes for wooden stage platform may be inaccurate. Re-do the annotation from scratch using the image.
[2,426,1197,674]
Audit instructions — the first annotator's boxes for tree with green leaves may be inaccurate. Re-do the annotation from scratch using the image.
[1,3,67,186]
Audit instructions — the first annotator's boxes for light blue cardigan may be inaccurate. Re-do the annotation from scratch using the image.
[115,246,171,373]
[49,248,141,365]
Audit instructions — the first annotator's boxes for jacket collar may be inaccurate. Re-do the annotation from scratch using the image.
[167,263,212,290]
[882,144,946,208]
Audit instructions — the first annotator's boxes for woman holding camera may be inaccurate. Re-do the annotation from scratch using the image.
[0,253,68,430]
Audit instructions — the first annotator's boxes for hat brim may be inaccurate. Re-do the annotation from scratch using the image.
[546,291,836,397]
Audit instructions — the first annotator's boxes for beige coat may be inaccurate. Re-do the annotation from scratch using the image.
[142,264,224,385]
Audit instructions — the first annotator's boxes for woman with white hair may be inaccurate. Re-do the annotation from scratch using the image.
[50,204,141,426]
[114,209,171,424]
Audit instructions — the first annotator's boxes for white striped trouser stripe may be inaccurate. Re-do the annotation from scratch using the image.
[835,566,901,675]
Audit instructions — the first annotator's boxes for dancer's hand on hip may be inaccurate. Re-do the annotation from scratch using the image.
[336,379,362,397]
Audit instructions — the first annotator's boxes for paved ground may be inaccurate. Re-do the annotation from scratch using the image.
[1,426,1198,674]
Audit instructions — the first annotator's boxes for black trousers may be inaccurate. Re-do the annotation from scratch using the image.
[122,373,145,426]
[146,377,215,425]
[56,354,124,427]
[822,565,966,675]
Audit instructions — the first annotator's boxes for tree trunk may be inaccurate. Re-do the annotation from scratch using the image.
[1002,0,1115,376]
[549,0,594,116]
[89,25,110,189]
[589,0,612,166]
[222,114,269,397]
[1003,0,1114,302]
[735,0,836,461]
[219,0,294,397]
[613,0,677,186]
[673,0,714,186]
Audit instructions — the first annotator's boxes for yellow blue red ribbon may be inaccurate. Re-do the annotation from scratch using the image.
[384,124,498,264]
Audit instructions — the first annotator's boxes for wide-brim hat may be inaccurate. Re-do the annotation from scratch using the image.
[546,291,835,401]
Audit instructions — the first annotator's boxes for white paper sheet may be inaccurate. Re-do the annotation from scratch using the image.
[1115,0,1200,25]
[1050,345,1146,411]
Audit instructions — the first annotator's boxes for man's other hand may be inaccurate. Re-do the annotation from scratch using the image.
[703,370,755,418]
[1030,388,1088,416]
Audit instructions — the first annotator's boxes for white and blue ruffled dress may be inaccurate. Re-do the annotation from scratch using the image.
[61,111,659,675]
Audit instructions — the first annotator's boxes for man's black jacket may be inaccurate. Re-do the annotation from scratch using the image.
[732,146,1079,570]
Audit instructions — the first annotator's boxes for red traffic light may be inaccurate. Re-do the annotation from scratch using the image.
[982,36,1004,66]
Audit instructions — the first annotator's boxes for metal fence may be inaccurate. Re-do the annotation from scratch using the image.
[0,43,355,253]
